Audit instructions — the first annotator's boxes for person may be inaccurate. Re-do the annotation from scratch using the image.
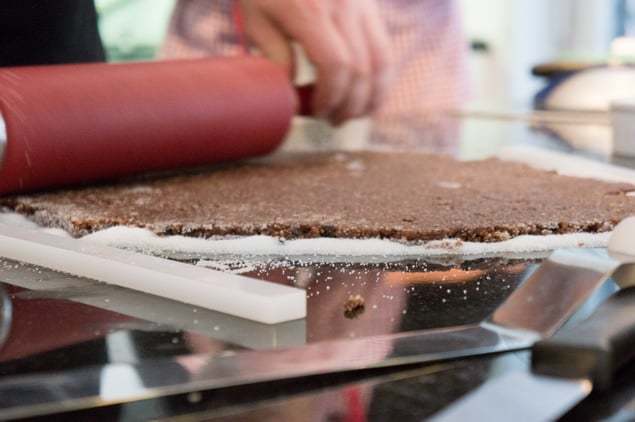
[1,1,467,144]
[0,1,105,67]
[163,0,468,144]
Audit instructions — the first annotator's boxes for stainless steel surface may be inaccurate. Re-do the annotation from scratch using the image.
[434,260,635,422]
[123,350,635,422]
[431,371,591,421]
[0,113,5,166]
[490,249,616,336]
[0,286,11,349]
[0,325,530,420]
[0,257,534,418]
[175,352,533,422]
[0,247,618,419]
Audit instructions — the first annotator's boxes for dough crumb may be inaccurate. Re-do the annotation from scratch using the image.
[344,294,365,319]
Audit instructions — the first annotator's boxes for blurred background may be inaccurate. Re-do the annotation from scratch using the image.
[96,0,635,106]
[96,0,175,62]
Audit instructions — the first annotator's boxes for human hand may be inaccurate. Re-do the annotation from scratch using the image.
[238,0,394,125]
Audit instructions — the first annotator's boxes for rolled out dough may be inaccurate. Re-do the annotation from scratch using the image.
[3,151,635,242]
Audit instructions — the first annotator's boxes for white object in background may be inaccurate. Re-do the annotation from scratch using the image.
[611,98,635,157]
[610,37,635,65]
[608,216,635,261]
[545,67,635,112]
[497,145,635,185]
[283,117,371,152]
[0,224,306,324]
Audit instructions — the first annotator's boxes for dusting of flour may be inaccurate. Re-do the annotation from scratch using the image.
[0,211,612,259]
[78,226,609,258]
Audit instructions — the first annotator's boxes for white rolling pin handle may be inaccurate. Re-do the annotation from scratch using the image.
[0,224,306,325]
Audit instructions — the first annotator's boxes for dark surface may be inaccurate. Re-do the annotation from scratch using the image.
[0,0,105,67]
[562,358,635,421]
[14,354,635,421]
[17,358,504,422]
[11,352,635,421]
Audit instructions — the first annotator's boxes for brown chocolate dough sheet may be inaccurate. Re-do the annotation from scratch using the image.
[2,151,635,242]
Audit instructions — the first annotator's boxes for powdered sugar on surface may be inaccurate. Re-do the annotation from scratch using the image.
[0,210,610,259]
[78,224,609,259]
[0,212,71,238]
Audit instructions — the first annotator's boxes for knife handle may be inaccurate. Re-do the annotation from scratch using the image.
[531,287,635,391]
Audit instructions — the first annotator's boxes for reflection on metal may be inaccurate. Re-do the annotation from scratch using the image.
[611,263,635,288]
[0,324,532,420]
[435,282,635,421]
[0,113,5,167]
[0,248,621,419]
[0,286,11,351]
[491,249,615,337]
[432,371,591,422]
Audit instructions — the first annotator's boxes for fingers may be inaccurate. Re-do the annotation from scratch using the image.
[240,4,295,75]
[302,16,351,118]
[330,1,373,125]
[240,0,394,124]
[361,1,394,113]
[308,19,353,120]
[268,2,353,119]
[321,0,394,124]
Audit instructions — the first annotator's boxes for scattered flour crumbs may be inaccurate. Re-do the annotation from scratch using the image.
[0,146,629,261]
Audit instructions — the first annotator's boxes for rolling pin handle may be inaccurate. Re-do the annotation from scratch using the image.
[296,84,314,117]
[532,287,635,391]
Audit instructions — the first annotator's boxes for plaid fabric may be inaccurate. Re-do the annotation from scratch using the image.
[161,0,468,142]
[162,0,243,57]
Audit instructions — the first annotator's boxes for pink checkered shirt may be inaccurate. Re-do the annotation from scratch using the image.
[161,0,468,145]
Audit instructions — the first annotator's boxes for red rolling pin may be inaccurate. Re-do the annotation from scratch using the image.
[0,57,311,196]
